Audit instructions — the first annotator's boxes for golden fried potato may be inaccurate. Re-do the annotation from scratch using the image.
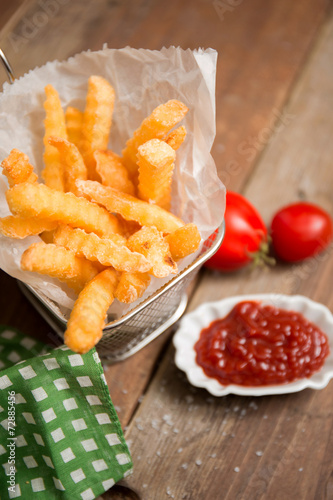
[76,180,184,234]
[79,76,115,180]
[53,225,151,273]
[65,106,83,147]
[40,229,56,244]
[121,99,188,181]
[64,268,118,353]
[42,84,67,191]
[137,138,175,210]
[164,125,187,151]
[115,271,150,303]
[1,149,38,187]
[6,182,121,238]
[21,241,99,294]
[127,226,177,278]
[95,150,135,195]
[0,216,58,239]
[166,223,201,261]
[48,136,87,196]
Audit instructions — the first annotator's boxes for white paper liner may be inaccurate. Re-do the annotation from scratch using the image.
[0,46,225,315]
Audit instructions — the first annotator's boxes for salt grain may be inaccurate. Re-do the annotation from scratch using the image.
[196,460,202,466]
[177,448,183,453]
[255,451,263,457]
[249,402,258,410]
[181,463,188,469]
[234,467,240,472]
[166,487,174,498]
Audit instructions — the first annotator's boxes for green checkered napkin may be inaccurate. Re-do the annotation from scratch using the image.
[0,326,132,499]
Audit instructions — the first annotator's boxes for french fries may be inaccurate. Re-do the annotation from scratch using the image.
[94,150,135,195]
[42,84,67,191]
[127,226,177,278]
[0,216,58,239]
[121,99,188,181]
[21,242,100,294]
[48,136,87,196]
[6,182,121,238]
[65,106,83,147]
[53,225,151,273]
[76,180,184,234]
[79,76,115,181]
[166,223,201,261]
[0,76,202,354]
[1,149,38,187]
[115,271,150,304]
[65,268,118,353]
[137,138,175,210]
[164,125,187,151]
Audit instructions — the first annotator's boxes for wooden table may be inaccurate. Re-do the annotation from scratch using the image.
[1,1,333,498]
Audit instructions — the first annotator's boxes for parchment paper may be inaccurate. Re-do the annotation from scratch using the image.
[0,46,225,314]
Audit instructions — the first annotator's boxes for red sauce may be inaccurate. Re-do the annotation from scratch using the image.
[194,301,330,386]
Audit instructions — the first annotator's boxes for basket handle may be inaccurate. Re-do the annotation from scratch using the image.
[0,49,15,83]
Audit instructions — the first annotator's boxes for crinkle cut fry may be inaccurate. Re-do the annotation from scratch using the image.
[6,182,121,238]
[65,106,83,147]
[166,223,201,261]
[79,76,115,181]
[164,125,187,151]
[121,99,188,181]
[94,150,135,195]
[21,242,100,294]
[53,225,151,273]
[0,216,58,239]
[64,268,118,353]
[127,226,177,278]
[76,180,184,234]
[42,84,67,191]
[115,271,150,304]
[137,138,175,210]
[48,136,87,196]
[1,149,38,187]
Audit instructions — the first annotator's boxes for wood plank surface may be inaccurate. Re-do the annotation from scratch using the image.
[0,0,332,499]
[120,12,333,500]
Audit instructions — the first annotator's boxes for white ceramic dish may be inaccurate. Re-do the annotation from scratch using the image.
[173,294,333,397]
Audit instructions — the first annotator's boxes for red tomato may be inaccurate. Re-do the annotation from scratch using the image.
[204,191,268,271]
[270,202,333,262]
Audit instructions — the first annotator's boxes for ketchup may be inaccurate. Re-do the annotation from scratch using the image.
[194,301,330,386]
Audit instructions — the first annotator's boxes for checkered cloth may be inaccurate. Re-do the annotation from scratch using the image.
[0,326,132,499]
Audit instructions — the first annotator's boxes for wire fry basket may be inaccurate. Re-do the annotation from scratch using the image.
[1,49,225,362]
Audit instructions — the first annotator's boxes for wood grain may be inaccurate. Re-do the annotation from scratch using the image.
[120,11,333,500]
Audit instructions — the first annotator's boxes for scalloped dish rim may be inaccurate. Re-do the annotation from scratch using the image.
[173,293,333,397]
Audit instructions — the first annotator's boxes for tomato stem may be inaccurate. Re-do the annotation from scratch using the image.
[248,237,276,269]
